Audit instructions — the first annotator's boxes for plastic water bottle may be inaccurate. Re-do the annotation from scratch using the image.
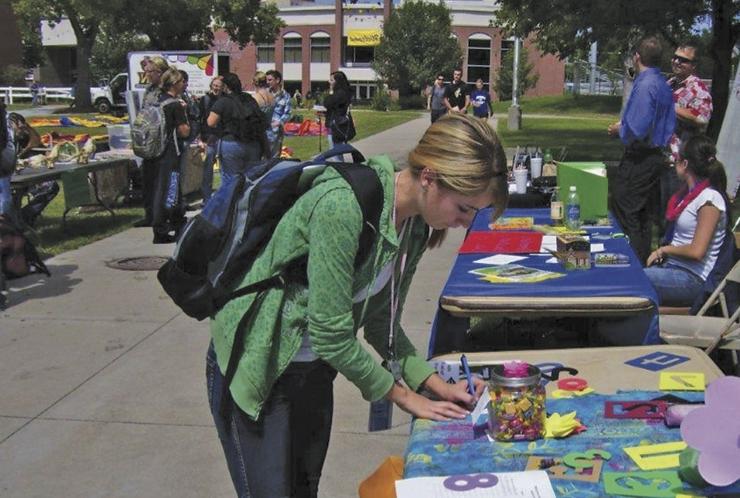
[565,185,581,230]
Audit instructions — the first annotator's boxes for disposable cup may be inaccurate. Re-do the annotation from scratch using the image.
[514,169,528,194]
[530,157,543,179]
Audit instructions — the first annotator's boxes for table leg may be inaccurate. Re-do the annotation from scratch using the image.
[428,309,471,358]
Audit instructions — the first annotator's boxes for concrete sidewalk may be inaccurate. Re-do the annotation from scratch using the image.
[0,115,473,497]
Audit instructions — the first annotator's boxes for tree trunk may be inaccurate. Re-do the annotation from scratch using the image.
[74,37,95,111]
[65,12,97,112]
[706,0,734,140]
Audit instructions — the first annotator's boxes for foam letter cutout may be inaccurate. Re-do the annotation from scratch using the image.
[603,471,683,498]
[659,372,705,391]
[623,441,687,470]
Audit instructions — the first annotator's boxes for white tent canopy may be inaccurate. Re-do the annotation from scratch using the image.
[717,63,740,198]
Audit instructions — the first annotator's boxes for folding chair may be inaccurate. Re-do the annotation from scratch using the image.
[659,259,740,371]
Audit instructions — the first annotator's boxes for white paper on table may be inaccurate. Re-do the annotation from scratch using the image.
[395,470,556,498]
[590,243,605,252]
[473,255,526,265]
[540,235,557,253]
[470,386,490,424]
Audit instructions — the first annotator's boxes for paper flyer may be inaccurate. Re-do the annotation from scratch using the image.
[470,264,565,283]
[395,470,556,497]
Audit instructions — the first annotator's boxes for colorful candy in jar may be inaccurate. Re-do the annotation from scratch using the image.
[489,361,546,441]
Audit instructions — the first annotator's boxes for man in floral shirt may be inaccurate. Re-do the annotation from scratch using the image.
[668,44,713,162]
[658,43,713,236]
[266,69,292,158]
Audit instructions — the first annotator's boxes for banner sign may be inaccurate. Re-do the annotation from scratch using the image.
[347,29,382,46]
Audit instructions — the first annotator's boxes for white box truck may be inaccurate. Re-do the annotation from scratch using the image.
[92,51,230,114]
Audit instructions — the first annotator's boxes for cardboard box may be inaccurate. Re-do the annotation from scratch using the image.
[557,161,608,222]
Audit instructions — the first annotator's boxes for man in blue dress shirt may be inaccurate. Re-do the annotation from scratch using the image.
[608,35,676,265]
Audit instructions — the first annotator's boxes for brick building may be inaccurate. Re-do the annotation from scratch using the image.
[213,0,565,101]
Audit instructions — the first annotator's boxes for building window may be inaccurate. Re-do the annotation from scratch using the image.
[342,37,374,66]
[350,82,378,101]
[284,37,302,63]
[311,36,330,63]
[467,37,491,83]
[256,43,275,63]
[500,39,514,60]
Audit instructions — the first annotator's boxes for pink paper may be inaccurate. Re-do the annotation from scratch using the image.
[680,376,740,486]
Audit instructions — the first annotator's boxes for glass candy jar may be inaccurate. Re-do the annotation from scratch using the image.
[489,362,546,441]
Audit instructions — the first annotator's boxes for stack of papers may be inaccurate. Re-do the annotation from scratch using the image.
[395,470,556,497]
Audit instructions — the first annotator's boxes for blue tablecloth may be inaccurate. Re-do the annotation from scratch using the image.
[428,208,659,355]
[403,390,740,497]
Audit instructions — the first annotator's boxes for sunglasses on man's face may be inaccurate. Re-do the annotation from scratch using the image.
[672,54,695,65]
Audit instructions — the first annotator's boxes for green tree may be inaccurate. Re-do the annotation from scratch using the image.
[494,44,539,101]
[11,0,282,110]
[372,0,462,96]
[90,31,149,82]
[495,0,739,139]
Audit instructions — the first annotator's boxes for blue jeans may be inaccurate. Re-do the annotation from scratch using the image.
[645,262,704,307]
[206,343,336,498]
[0,176,13,216]
[325,133,347,162]
[219,139,262,191]
[201,144,217,203]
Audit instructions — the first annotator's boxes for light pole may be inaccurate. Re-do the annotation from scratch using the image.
[507,36,522,130]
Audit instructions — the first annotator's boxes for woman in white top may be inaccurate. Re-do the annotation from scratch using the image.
[645,135,729,306]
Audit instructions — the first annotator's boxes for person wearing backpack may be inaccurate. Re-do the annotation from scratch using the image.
[150,68,190,244]
[206,113,509,498]
[134,56,169,228]
[206,73,268,192]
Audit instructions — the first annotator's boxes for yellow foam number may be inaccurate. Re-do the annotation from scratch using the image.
[658,372,705,391]
[623,441,687,470]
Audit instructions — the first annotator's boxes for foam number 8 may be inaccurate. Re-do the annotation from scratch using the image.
[562,449,612,471]
[443,473,499,491]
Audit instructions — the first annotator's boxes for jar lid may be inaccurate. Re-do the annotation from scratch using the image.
[491,364,541,388]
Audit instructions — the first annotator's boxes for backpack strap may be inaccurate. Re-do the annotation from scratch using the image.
[332,163,383,268]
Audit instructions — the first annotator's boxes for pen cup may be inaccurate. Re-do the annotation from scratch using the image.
[489,363,546,441]
[513,169,528,194]
[530,157,543,179]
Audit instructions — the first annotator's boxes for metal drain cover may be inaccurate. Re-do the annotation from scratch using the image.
[106,256,168,271]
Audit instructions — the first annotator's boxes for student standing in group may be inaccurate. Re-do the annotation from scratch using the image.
[0,102,14,217]
[470,78,492,120]
[206,113,509,498]
[135,56,169,227]
[427,73,447,123]
[645,135,728,307]
[608,35,676,265]
[444,68,469,114]
[323,70,353,148]
[266,69,292,158]
[206,73,268,191]
[658,43,714,238]
[198,76,223,207]
[151,68,190,244]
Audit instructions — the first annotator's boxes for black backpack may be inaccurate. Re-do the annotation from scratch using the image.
[157,143,383,322]
[232,93,268,143]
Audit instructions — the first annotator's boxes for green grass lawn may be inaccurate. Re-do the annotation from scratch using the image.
[19,109,421,258]
[284,109,421,159]
[492,94,622,118]
[497,117,624,162]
